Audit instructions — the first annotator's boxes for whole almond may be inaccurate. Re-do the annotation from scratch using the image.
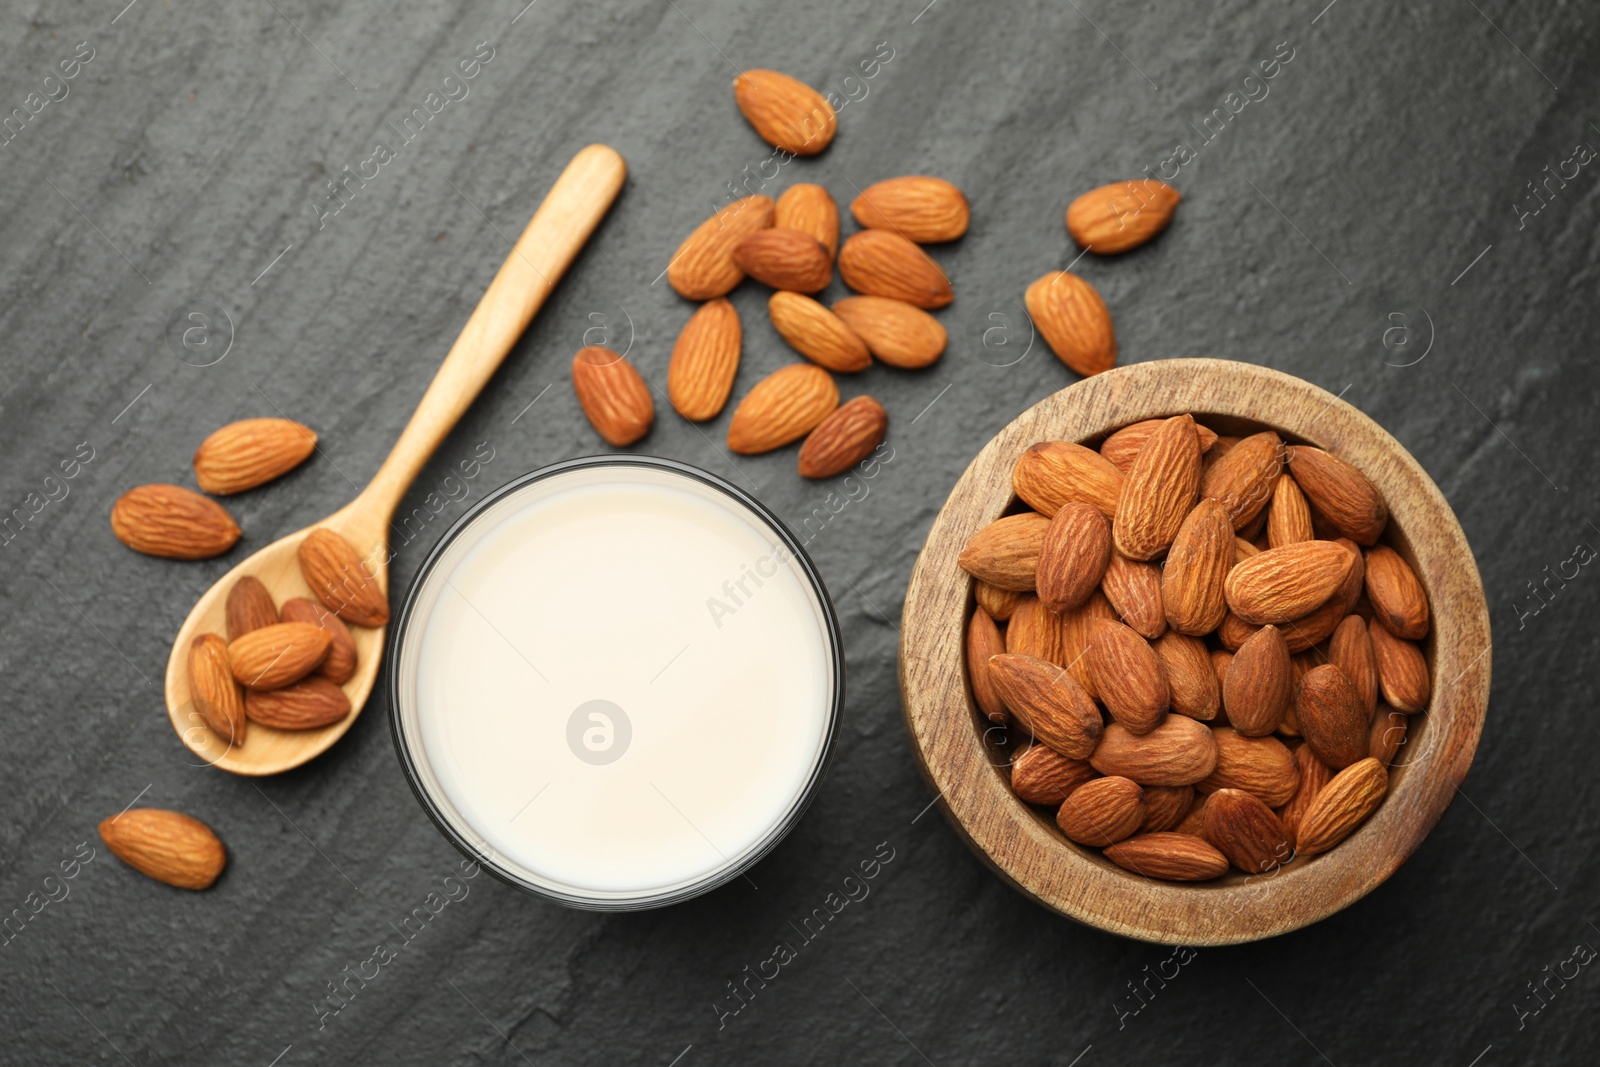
[1023,271,1116,377]
[668,299,742,420]
[572,345,654,446]
[1139,784,1196,832]
[987,653,1102,758]
[110,484,241,560]
[732,227,833,292]
[1005,595,1066,664]
[837,230,953,308]
[1296,663,1370,768]
[1328,615,1378,719]
[1100,419,1218,472]
[188,633,246,745]
[1011,745,1097,805]
[99,809,226,891]
[1369,620,1431,713]
[1036,502,1112,613]
[1279,744,1333,847]
[732,69,836,155]
[1090,717,1218,786]
[667,195,775,300]
[1223,624,1292,736]
[194,418,317,495]
[1266,473,1313,547]
[245,677,352,730]
[1204,788,1292,873]
[225,575,278,641]
[1295,757,1387,856]
[1060,592,1115,697]
[967,608,1008,723]
[280,597,357,684]
[798,396,887,479]
[1104,832,1228,881]
[1066,179,1181,254]
[1200,431,1284,531]
[1364,545,1430,640]
[1369,705,1409,765]
[850,176,970,243]
[726,363,839,455]
[1113,414,1201,561]
[769,292,869,373]
[1162,499,1232,634]
[774,182,839,259]
[958,512,1050,592]
[298,528,389,627]
[1285,445,1388,546]
[1086,618,1170,734]
[1101,552,1166,639]
[1224,540,1355,625]
[228,621,331,690]
[1056,776,1145,846]
[1154,631,1219,721]
[1197,728,1298,807]
[975,581,1025,621]
[831,296,947,368]
[1012,441,1124,518]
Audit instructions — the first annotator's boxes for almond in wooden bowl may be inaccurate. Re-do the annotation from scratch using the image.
[898,359,1489,945]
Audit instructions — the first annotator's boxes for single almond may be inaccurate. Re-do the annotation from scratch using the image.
[1056,776,1145,846]
[1197,728,1298,807]
[732,69,836,155]
[1369,620,1430,713]
[1139,784,1196,833]
[966,608,1008,724]
[1266,473,1313,547]
[298,528,389,627]
[799,396,887,479]
[837,230,953,308]
[1101,552,1166,639]
[225,575,278,642]
[668,298,742,420]
[769,292,869,373]
[850,176,970,243]
[572,345,654,446]
[1296,663,1370,768]
[774,182,839,259]
[958,512,1050,592]
[99,809,226,891]
[1011,745,1097,806]
[110,484,241,560]
[1364,545,1430,640]
[831,295,946,369]
[188,633,246,745]
[1104,832,1228,881]
[280,597,357,684]
[1012,441,1123,518]
[1085,618,1169,734]
[228,622,331,690]
[245,677,352,730]
[1162,499,1232,634]
[1036,502,1112,614]
[732,227,833,292]
[1005,595,1066,664]
[1223,624,1293,736]
[1369,705,1408,765]
[1328,615,1378,719]
[1224,540,1355,625]
[1023,271,1115,377]
[1100,419,1218,472]
[1285,445,1388,546]
[1279,744,1333,848]
[1204,788,1292,873]
[1200,431,1283,531]
[726,363,839,455]
[193,418,317,495]
[1113,414,1201,561]
[1295,757,1387,856]
[1066,179,1181,254]
[1155,632,1219,721]
[667,195,775,300]
[975,581,1025,621]
[987,653,1102,758]
[1090,717,1218,786]
[1059,592,1115,697]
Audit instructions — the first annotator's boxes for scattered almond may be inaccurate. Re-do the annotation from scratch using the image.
[667,195,775,300]
[798,396,887,479]
[774,183,839,259]
[667,299,742,420]
[851,176,970,243]
[110,484,241,560]
[732,227,833,292]
[732,70,836,155]
[831,296,947,369]
[726,363,839,455]
[769,292,870,373]
[1066,179,1181,254]
[572,345,655,446]
[194,418,317,495]
[98,809,226,891]
[1023,271,1115,377]
[837,230,953,308]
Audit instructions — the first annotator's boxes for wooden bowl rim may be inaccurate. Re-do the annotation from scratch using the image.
[897,358,1491,945]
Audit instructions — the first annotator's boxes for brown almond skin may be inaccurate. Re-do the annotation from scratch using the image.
[1113,414,1201,561]
[1005,595,1066,664]
[1101,419,1219,472]
[225,576,278,642]
[1224,540,1356,625]
[831,296,947,369]
[572,345,655,447]
[1328,615,1378,719]
[245,677,352,730]
[1295,757,1387,855]
[975,582,1025,621]
[1279,744,1333,848]
[958,512,1050,592]
[1013,441,1123,518]
[1060,592,1115,697]
[774,182,839,259]
[768,292,869,373]
[110,484,241,560]
[1200,431,1284,531]
[1101,552,1166,639]
[837,231,953,308]
[1224,624,1293,736]
[1364,545,1430,640]
[1296,663,1370,768]
[1266,473,1314,547]
[851,176,970,243]
[1173,794,1210,838]
[1090,717,1218,786]
[1204,788,1293,874]
[228,622,332,690]
[280,597,357,684]
[987,653,1103,758]
[193,417,318,495]
[1056,776,1145,846]
[1162,499,1233,634]
[188,633,246,745]
[1197,728,1298,807]
[1024,271,1116,377]
[966,608,1007,724]
[98,809,226,891]
[1011,745,1097,805]
[1154,631,1219,721]
[1036,502,1112,614]
[1066,179,1181,254]
[731,227,833,292]
[668,298,743,420]
[733,70,836,155]
[1210,649,1234,691]
[1104,832,1228,881]
[1369,705,1409,765]
[667,195,775,300]
[726,363,839,455]
[1369,620,1431,713]
[298,528,389,627]
[1086,618,1169,733]
[1285,445,1388,546]
[798,396,887,479]
[1140,784,1196,833]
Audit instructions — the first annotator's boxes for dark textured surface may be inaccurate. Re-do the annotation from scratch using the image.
[2,1,1597,1063]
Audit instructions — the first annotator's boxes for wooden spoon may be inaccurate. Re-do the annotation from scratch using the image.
[164,144,627,776]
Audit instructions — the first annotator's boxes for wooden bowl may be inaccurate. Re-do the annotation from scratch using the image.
[898,359,1491,945]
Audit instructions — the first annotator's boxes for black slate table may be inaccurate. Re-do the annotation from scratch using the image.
[3,1,1596,1064]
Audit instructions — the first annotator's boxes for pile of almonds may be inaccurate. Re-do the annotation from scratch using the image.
[961,415,1431,881]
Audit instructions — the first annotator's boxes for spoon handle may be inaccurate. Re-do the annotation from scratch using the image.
[355,144,627,526]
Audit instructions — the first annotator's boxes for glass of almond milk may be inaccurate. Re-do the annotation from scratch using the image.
[389,457,842,908]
